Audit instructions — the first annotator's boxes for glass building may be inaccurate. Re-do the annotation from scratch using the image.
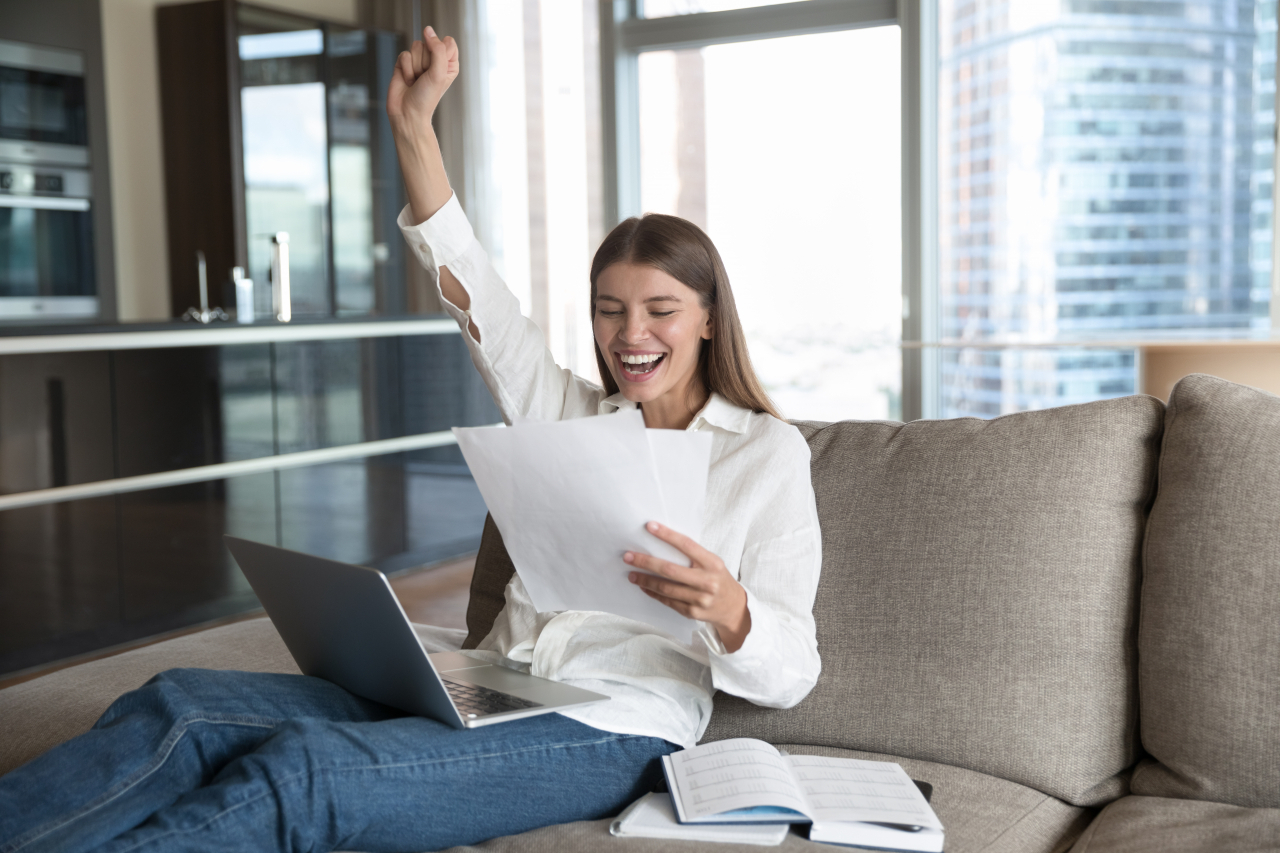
[938,0,1276,417]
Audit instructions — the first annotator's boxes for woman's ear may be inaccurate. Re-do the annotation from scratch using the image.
[702,310,714,340]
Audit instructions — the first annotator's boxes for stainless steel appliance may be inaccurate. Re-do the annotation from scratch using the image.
[0,38,97,320]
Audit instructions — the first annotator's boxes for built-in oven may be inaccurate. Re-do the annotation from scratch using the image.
[0,37,96,320]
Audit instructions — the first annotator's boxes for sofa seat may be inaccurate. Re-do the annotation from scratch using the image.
[438,745,1091,853]
[2,618,1091,853]
[1069,796,1280,852]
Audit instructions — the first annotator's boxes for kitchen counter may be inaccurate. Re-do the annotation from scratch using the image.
[0,316,457,354]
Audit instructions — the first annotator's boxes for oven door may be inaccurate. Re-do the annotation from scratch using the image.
[0,195,96,312]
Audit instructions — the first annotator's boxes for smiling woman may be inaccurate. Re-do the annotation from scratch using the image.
[589,213,780,431]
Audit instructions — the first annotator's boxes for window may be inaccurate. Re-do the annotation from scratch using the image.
[460,0,1280,422]
[610,0,904,420]
[936,0,1277,417]
[440,0,603,381]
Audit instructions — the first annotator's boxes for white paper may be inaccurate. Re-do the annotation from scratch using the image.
[453,410,711,640]
[610,793,788,845]
[647,428,713,540]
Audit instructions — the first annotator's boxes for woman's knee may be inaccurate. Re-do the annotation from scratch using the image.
[94,669,272,732]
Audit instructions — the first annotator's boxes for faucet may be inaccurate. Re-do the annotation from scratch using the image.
[182,250,228,323]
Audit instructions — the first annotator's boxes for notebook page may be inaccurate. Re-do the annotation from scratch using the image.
[667,739,811,821]
[786,756,942,829]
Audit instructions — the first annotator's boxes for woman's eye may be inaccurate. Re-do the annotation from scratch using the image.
[650,311,676,318]
[598,310,623,317]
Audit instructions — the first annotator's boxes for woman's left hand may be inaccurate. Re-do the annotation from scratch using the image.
[626,522,752,652]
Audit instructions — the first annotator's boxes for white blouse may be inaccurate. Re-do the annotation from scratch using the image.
[399,195,823,747]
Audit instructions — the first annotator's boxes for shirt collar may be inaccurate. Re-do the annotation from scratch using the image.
[599,391,752,435]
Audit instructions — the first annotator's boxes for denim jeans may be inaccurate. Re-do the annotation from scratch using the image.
[0,668,675,853]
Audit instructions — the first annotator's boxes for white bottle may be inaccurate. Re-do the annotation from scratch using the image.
[233,267,254,324]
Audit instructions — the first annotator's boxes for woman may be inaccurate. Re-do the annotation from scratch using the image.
[0,27,821,853]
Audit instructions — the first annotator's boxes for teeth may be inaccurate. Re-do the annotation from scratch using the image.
[620,353,663,364]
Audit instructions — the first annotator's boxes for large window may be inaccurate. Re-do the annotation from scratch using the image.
[635,28,902,420]
[456,0,1280,422]
[611,0,905,420]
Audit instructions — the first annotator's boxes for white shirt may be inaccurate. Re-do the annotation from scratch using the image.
[399,195,822,747]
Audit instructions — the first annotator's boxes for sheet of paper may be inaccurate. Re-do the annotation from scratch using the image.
[453,410,707,640]
[786,756,943,829]
[665,739,811,822]
[647,428,712,540]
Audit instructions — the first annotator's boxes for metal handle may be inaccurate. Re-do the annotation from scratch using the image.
[196,250,208,312]
[271,232,291,323]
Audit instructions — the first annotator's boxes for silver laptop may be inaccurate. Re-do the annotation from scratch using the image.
[224,536,608,728]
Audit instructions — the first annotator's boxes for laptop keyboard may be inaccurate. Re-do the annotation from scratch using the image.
[443,677,543,719]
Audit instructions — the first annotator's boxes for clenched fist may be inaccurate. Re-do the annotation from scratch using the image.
[387,26,458,142]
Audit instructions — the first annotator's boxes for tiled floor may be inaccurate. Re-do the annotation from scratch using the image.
[0,555,477,691]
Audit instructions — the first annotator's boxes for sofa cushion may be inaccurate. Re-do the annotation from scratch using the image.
[702,396,1164,807]
[1069,795,1280,852]
[442,745,1092,853]
[1132,374,1280,809]
[0,618,298,775]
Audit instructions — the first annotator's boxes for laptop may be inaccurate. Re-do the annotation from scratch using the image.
[224,536,608,728]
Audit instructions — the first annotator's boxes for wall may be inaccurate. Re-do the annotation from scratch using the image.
[101,0,358,321]
[1141,344,1280,401]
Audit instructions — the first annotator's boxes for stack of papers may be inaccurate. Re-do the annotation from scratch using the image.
[453,410,713,640]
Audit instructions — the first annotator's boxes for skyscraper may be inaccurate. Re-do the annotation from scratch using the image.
[939,0,1275,417]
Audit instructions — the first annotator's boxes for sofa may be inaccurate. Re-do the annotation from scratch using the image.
[2,373,1277,852]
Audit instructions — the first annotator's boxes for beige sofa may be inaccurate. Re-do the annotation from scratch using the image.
[2,373,1277,852]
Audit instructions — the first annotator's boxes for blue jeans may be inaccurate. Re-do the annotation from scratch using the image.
[0,668,675,853]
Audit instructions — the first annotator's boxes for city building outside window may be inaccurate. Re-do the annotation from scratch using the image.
[938,0,1277,416]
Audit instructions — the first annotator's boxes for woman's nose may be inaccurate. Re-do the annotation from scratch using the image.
[621,316,649,343]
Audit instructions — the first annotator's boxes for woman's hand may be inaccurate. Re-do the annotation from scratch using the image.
[387,26,458,226]
[625,522,752,652]
[387,26,458,137]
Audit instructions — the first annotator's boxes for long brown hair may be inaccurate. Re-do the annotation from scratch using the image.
[589,214,781,420]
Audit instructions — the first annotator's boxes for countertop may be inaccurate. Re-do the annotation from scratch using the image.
[0,315,458,355]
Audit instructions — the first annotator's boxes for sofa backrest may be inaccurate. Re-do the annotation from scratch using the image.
[1130,374,1280,809]
[464,395,1165,807]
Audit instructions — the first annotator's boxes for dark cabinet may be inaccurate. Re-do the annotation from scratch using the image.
[157,0,407,320]
[0,497,118,674]
[0,352,114,494]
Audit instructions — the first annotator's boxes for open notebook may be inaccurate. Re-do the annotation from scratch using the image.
[662,738,944,852]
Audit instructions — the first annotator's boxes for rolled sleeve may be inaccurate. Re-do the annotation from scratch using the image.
[398,195,475,275]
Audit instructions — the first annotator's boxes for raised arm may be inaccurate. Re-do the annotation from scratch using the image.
[386,26,476,341]
[386,27,604,424]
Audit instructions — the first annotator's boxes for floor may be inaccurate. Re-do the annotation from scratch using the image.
[0,554,477,691]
